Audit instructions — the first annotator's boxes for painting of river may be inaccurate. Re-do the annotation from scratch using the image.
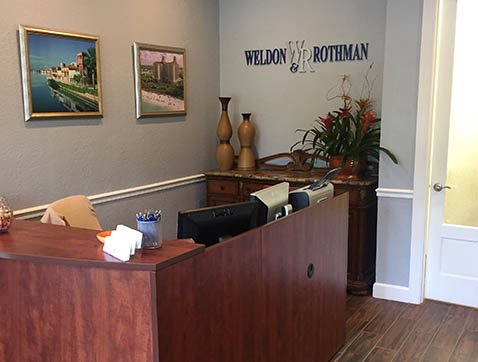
[30,71,98,113]
[19,26,102,120]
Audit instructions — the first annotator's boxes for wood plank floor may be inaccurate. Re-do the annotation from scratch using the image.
[332,295,478,362]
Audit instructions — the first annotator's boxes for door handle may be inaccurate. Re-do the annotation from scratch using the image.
[433,183,451,192]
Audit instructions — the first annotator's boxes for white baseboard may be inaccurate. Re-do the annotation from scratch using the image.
[13,174,206,220]
[373,282,421,304]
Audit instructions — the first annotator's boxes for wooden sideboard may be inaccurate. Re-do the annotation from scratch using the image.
[0,195,348,362]
[205,169,378,295]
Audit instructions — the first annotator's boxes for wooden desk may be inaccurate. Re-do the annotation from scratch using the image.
[0,195,348,362]
[205,169,378,295]
[0,220,203,362]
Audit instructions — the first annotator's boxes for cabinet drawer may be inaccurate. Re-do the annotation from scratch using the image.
[207,195,242,206]
[334,186,375,207]
[242,182,271,196]
[207,179,239,195]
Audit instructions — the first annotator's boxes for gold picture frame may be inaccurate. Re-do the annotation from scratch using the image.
[19,25,103,121]
[133,42,186,118]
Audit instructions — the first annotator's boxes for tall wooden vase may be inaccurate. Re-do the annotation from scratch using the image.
[237,113,256,170]
[215,97,234,171]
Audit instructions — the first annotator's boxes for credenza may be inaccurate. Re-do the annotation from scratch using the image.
[0,194,348,362]
[205,169,378,295]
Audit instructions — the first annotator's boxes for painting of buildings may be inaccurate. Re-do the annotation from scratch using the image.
[153,56,180,83]
[133,42,186,118]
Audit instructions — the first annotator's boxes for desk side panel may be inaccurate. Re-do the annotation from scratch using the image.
[0,259,155,362]
[0,259,18,361]
[261,193,349,362]
[334,182,378,294]
[156,228,263,362]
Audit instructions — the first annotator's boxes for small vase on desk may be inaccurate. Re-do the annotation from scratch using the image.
[0,196,13,233]
[215,97,234,171]
[237,113,256,170]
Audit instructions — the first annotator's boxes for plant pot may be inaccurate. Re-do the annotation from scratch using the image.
[329,156,365,180]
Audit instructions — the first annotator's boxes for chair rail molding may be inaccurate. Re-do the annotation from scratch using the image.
[14,174,206,220]
[376,187,414,199]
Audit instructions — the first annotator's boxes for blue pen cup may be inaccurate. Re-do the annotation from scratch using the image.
[137,220,162,249]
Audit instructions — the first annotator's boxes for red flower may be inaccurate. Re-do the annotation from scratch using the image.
[361,111,376,123]
[339,106,351,118]
[320,114,333,129]
[355,98,373,113]
[360,111,376,135]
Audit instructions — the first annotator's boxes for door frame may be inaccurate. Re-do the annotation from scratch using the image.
[407,0,442,304]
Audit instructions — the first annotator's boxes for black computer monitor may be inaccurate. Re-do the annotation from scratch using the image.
[177,201,259,247]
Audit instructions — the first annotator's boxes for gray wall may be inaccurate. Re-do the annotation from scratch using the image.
[380,0,422,188]
[219,0,424,290]
[376,0,423,286]
[219,0,387,156]
[0,0,219,237]
[0,0,425,287]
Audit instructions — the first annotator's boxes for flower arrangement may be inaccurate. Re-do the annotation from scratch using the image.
[136,209,162,222]
[292,73,398,170]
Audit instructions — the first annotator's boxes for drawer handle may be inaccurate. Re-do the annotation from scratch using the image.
[220,185,225,191]
[307,263,315,279]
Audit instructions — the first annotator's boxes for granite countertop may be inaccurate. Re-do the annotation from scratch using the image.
[205,169,378,186]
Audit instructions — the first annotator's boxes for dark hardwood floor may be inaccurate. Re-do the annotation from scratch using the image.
[332,295,478,362]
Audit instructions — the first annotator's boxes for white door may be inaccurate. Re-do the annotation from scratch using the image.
[425,0,478,308]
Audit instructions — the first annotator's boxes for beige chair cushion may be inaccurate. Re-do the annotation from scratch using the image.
[41,195,102,231]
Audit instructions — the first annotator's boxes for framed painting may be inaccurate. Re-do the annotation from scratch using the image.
[18,25,102,121]
[133,42,186,118]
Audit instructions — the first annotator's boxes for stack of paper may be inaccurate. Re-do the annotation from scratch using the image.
[103,225,143,262]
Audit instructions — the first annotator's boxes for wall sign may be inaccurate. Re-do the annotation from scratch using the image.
[244,40,369,73]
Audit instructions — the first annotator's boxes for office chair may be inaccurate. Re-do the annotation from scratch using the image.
[40,195,102,230]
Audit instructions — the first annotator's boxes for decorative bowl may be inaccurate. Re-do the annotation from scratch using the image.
[0,197,13,233]
[96,230,112,243]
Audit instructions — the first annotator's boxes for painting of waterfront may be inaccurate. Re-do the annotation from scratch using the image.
[19,26,102,120]
[133,42,186,118]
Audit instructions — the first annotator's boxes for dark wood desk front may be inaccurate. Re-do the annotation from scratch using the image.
[205,169,378,295]
[0,195,348,362]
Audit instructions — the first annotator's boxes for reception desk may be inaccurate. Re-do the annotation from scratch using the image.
[205,169,378,295]
[0,194,348,362]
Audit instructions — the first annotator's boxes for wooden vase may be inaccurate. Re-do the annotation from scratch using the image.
[329,156,364,180]
[237,113,256,170]
[215,97,234,171]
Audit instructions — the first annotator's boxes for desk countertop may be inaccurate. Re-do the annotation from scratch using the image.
[0,220,204,271]
[205,169,377,186]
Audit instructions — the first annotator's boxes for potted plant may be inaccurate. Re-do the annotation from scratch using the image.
[292,96,398,179]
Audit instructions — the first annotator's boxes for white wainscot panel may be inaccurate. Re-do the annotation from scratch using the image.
[441,237,478,279]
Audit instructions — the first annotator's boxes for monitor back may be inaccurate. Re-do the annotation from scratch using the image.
[177,201,259,247]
